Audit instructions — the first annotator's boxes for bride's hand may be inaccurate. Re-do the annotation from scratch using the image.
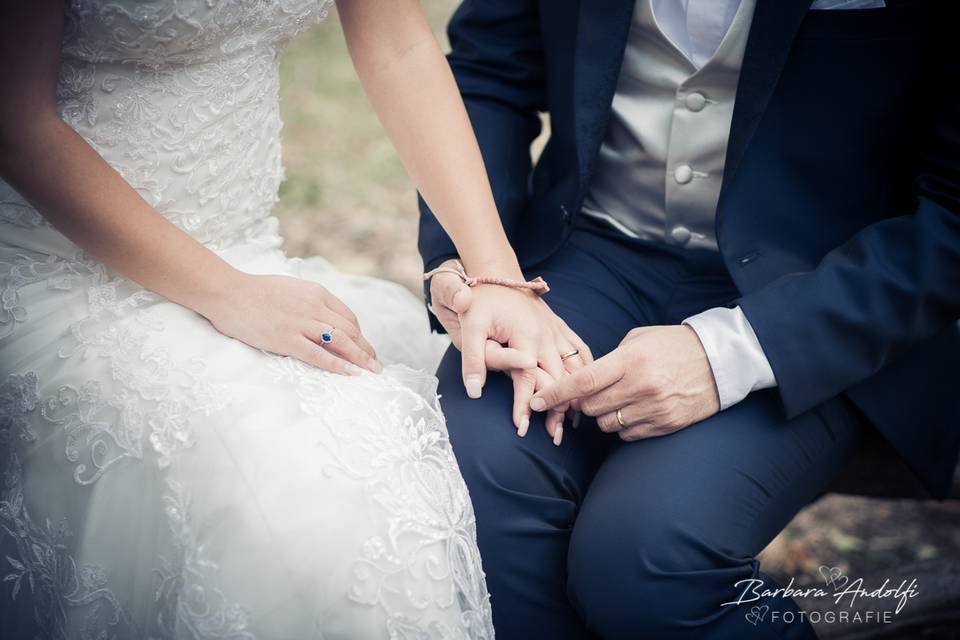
[199,272,382,376]
[430,261,593,435]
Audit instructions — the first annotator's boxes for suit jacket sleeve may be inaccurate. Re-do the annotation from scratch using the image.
[417,0,546,278]
[738,78,960,418]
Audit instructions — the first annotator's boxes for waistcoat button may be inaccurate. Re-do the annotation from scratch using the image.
[674,164,693,184]
[670,225,692,245]
[685,92,707,112]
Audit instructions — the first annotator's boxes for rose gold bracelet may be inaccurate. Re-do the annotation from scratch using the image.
[423,260,550,296]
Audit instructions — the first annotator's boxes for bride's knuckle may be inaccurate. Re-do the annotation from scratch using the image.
[312,347,332,368]
[516,369,537,386]
[462,353,484,371]
[348,344,366,361]
[321,354,342,374]
[430,279,448,304]
[332,338,352,354]
[463,319,486,336]
[300,351,321,369]
[434,276,455,299]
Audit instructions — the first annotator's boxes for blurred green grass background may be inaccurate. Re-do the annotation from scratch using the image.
[275,1,960,612]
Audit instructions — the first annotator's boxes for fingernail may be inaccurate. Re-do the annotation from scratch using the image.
[518,415,529,438]
[553,426,564,447]
[465,375,482,399]
[344,363,364,376]
[369,359,384,374]
[530,397,546,412]
[572,412,582,429]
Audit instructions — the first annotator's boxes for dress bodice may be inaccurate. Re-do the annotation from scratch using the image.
[0,0,333,250]
[61,0,331,68]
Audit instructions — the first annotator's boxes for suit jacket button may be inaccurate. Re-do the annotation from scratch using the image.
[560,205,572,223]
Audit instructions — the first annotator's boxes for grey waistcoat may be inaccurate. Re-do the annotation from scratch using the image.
[581,0,757,251]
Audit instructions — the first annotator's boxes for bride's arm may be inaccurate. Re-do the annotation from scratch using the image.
[337,0,591,439]
[0,1,380,375]
[0,3,238,314]
[336,0,521,281]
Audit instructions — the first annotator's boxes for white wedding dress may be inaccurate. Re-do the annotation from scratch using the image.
[0,1,495,638]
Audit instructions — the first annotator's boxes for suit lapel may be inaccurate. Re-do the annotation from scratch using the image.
[723,0,814,187]
[572,0,636,189]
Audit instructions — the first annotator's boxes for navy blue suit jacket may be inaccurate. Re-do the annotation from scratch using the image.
[417,0,960,497]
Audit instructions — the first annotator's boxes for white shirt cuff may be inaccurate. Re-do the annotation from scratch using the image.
[682,305,777,410]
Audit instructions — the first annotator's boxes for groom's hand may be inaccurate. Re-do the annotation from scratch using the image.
[530,325,720,440]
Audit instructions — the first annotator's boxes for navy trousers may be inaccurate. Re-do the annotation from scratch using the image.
[436,219,866,639]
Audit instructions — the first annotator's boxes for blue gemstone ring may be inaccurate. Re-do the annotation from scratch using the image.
[319,329,335,344]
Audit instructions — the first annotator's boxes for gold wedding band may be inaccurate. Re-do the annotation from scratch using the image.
[616,408,626,429]
[560,349,580,361]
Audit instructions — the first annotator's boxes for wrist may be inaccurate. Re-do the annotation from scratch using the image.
[459,254,524,282]
[187,262,246,321]
[427,259,547,299]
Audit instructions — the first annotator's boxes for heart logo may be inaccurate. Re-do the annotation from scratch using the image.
[818,565,849,589]
[745,605,769,626]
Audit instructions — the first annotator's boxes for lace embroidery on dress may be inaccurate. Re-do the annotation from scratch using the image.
[0,251,243,634]
[0,245,232,484]
[0,252,101,339]
[152,479,256,640]
[61,0,334,69]
[0,190,45,229]
[49,0,334,254]
[267,358,495,639]
[0,373,130,639]
[54,311,232,481]
[1,373,251,639]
